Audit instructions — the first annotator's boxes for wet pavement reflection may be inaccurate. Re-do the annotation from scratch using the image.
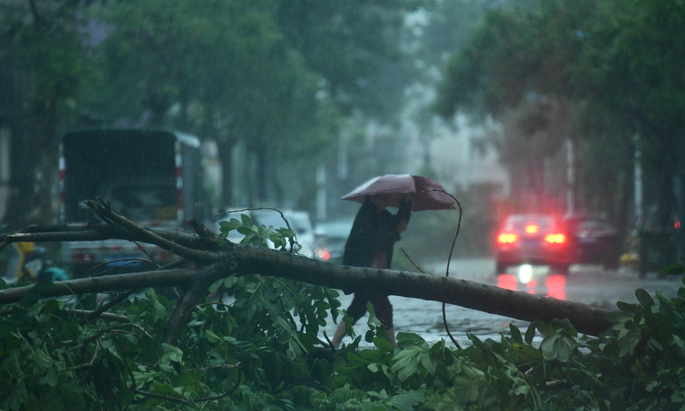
[321,258,684,349]
[496,264,568,300]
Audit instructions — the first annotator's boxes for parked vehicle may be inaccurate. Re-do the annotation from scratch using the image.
[563,215,621,269]
[59,129,212,278]
[495,214,572,274]
[314,218,354,264]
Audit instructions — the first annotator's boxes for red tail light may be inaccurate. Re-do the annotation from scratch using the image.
[497,233,519,244]
[315,248,331,261]
[544,233,567,244]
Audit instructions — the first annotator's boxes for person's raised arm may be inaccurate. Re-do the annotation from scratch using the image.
[394,195,412,233]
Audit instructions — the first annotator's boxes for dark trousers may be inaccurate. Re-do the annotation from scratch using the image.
[346,292,394,329]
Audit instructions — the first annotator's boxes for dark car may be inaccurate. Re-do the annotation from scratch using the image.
[495,214,572,274]
[314,218,354,264]
[564,215,621,269]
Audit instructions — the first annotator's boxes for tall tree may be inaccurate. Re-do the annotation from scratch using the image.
[82,0,331,207]
[1,0,94,225]
[575,0,685,228]
[434,0,592,212]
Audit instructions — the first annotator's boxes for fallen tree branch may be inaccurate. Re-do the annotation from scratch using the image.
[80,291,135,324]
[0,244,613,338]
[67,323,153,352]
[162,268,227,344]
[69,309,130,323]
[190,363,241,372]
[64,341,100,373]
[84,199,220,262]
[0,224,213,252]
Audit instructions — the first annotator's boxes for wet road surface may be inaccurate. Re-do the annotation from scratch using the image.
[321,258,684,348]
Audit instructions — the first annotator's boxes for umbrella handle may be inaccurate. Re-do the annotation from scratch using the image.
[398,197,412,222]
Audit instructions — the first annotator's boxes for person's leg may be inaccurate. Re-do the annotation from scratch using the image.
[331,320,347,347]
[332,293,368,347]
[387,328,397,346]
[369,294,396,346]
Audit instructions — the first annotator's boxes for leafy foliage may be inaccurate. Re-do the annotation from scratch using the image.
[434,0,685,230]
[218,213,297,251]
[2,221,685,409]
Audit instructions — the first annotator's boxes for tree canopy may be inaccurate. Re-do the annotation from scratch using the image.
[1,0,426,218]
[434,0,685,233]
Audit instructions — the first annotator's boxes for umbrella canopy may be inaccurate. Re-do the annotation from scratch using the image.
[341,174,455,211]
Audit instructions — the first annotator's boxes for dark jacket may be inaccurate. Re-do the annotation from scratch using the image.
[343,199,411,268]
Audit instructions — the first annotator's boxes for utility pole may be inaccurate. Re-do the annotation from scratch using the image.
[634,134,643,228]
[316,164,326,221]
[566,138,575,215]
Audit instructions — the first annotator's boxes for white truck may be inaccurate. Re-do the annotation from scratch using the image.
[59,129,211,278]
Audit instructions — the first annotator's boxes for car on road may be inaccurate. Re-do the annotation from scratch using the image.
[495,214,572,274]
[314,218,354,264]
[563,215,621,269]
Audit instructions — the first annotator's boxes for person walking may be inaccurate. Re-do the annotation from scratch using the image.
[331,194,411,347]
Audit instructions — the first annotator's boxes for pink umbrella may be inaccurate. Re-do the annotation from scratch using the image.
[341,174,455,211]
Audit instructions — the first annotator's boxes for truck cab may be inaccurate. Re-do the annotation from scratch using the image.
[59,129,211,278]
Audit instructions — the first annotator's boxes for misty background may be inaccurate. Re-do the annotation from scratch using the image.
[1,0,683,267]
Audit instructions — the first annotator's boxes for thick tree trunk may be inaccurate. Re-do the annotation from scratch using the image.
[0,199,615,343]
[0,239,613,337]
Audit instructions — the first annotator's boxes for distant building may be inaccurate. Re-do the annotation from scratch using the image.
[405,113,510,197]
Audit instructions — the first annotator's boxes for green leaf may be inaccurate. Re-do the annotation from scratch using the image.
[635,289,654,308]
[396,332,427,347]
[241,214,253,227]
[540,333,576,362]
[540,335,559,360]
[392,345,423,381]
[385,390,426,411]
[208,279,222,294]
[41,366,58,387]
[205,329,221,343]
[34,349,53,369]
[9,380,28,411]
[525,322,536,344]
[420,352,438,375]
[346,352,370,367]
[535,321,557,337]
[510,324,523,344]
[660,264,685,276]
[373,337,395,353]
[512,343,542,361]
[555,336,577,362]
[276,228,296,238]
[604,310,633,324]
[616,301,640,313]
[223,276,239,288]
